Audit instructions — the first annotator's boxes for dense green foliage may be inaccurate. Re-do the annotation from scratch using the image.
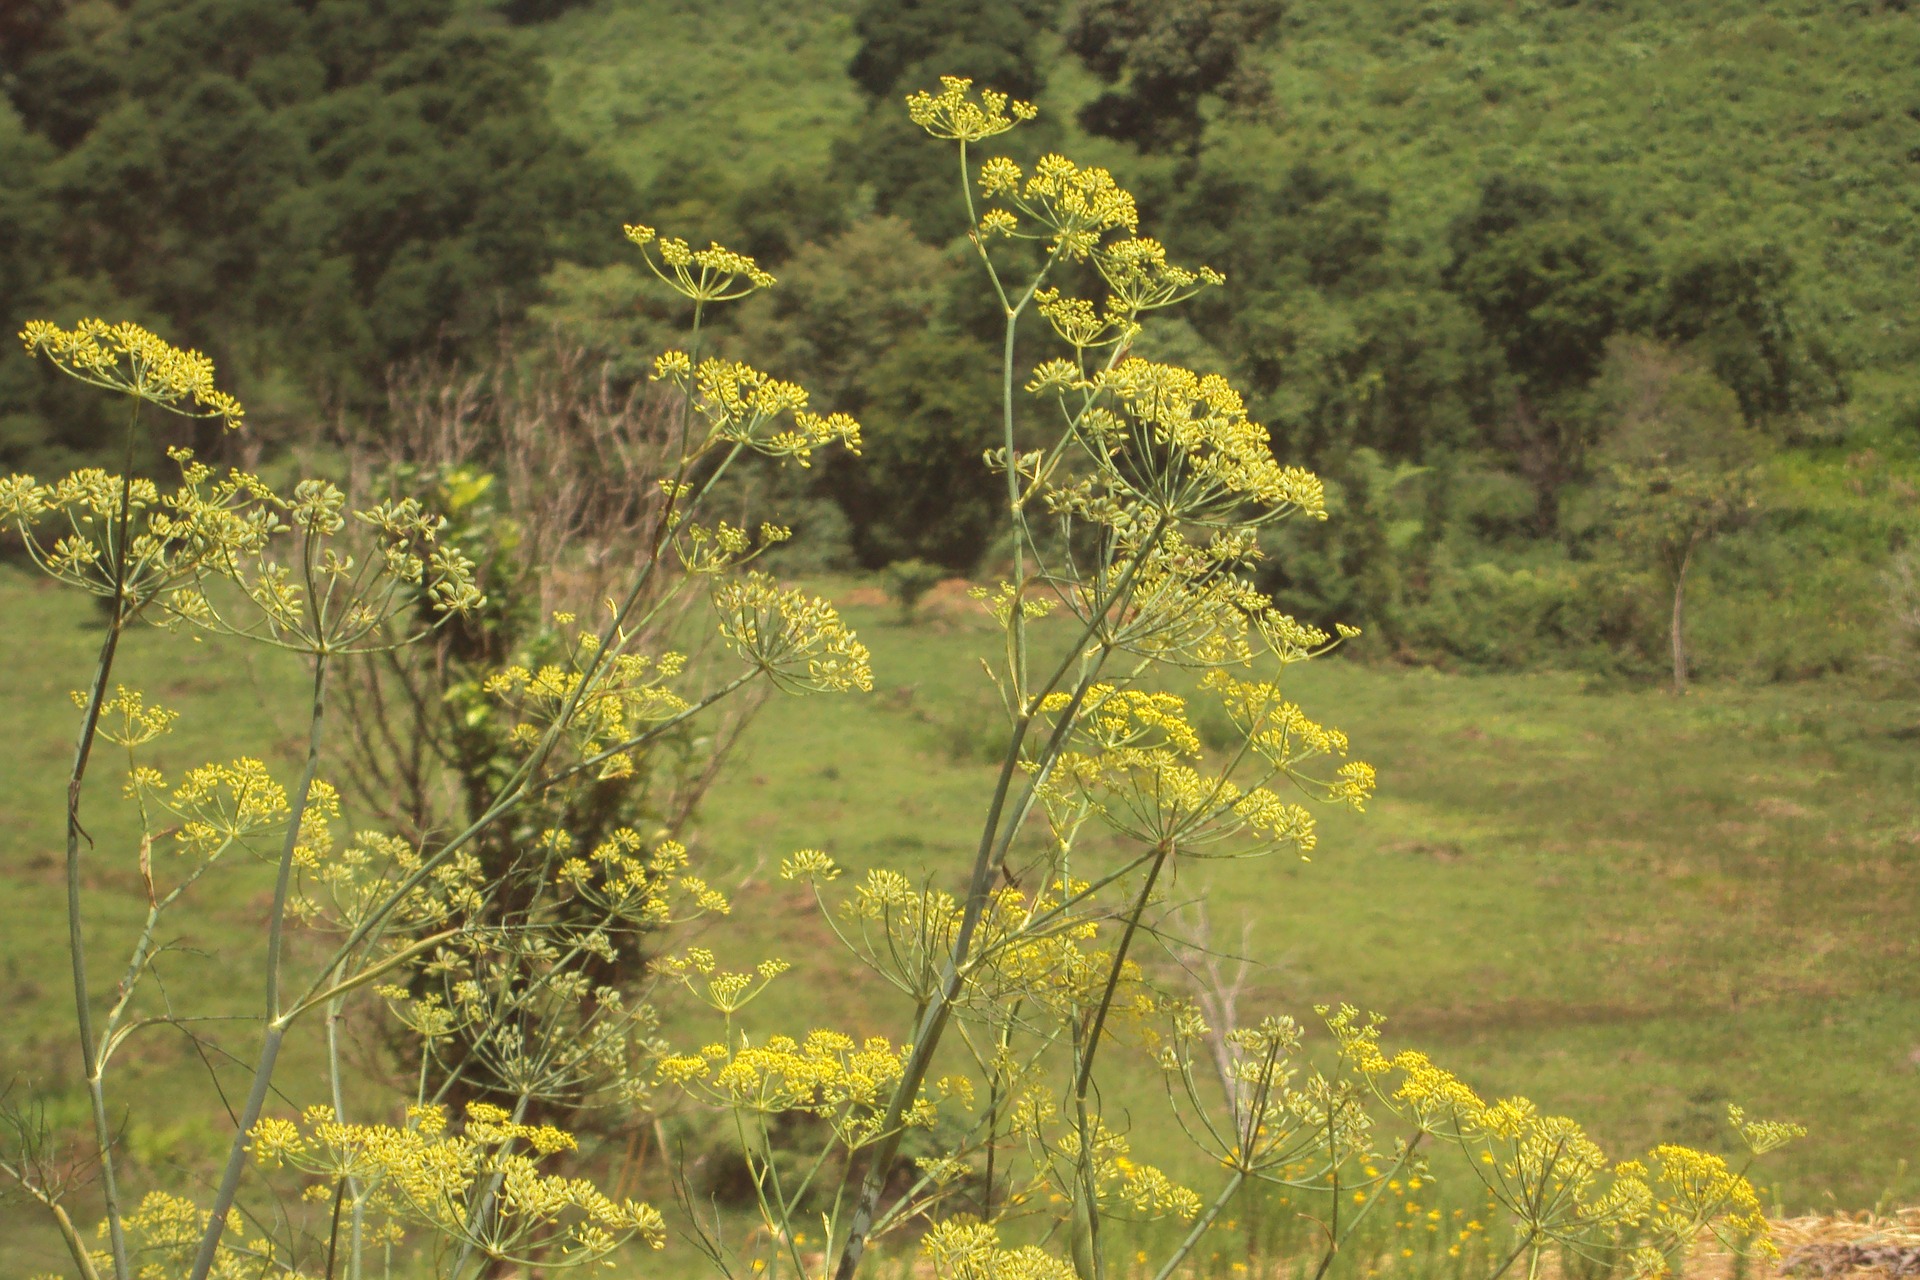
[515,0,1918,683]
[6,0,1918,684]
[0,0,632,469]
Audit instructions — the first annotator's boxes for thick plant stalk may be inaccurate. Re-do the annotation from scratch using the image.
[831,509,1168,1280]
[189,655,330,1280]
[68,617,133,1280]
[67,403,144,1280]
[448,1093,532,1280]
[1068,842,1173,1278]
[830,695,1068,1279]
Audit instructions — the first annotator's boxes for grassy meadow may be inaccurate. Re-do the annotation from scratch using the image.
[692,584,1920,1210]
[2,562,1916,1272]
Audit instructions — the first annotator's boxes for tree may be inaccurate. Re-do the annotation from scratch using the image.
[835,0,1059,239]
[1445,176,1652,531]
[1065,0,1285,154]
[848,0,1053,103]
[1593,337,1761,694]
[1171,160,1496,465]
[834,329,1004,567]
[882,557,946,623]
[1653,241,1848,424]
[0,0,634,460]
[731,216,1003,568]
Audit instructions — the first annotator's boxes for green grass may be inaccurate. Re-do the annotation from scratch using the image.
[3,568,1917,1272]
[691,592,1920,1212]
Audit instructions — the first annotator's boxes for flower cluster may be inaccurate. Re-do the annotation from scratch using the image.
[0,452,276,614]
[970,153,1141,261]
[98,1190,283,1280]
[1008,1105,1203,1223]
[82,685,178,749]
[21,318,244,427]
[483,628,694,776]
[556,828,730,926]
[1074,358,1329,523]
[712,572,874,693]
[661,1030,937,1148]
[651,352,864,467]
[249,1103,665,1267]
[906,75,1037,143]
[922,1221,1078,1280]
[625,224,776,301]
[1160,1003,1793,1278]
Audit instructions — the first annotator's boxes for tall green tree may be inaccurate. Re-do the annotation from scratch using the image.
[1444,175,1653,530]
[1653,241,1847,425]
[1065,0,1285,154]
[1594,337,1761,694]
[1172,161,1496,465]
[733,216,1003,568]
[1,0,633,464]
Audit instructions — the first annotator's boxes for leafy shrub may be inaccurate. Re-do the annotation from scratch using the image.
[883,557,946,623]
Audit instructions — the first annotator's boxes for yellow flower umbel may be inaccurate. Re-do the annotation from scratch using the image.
[21,318,244,428]
[0,450,277,614]
[713,572,874,694]
[1078,357,1328,524]
[906,75,1037,143]
[625,224,776,302]
[248,1103,665,1268]
[651,351,864,468]
[922,1221,1078,1280]
[106,1190,289,1279]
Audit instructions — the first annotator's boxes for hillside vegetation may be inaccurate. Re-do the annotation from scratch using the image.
[517,0,1920,682]
[7,2,1918,686]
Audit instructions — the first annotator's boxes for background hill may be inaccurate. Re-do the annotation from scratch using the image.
[7,2,1919,687]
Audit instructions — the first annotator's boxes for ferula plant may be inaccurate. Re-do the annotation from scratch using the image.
[0,78,1798,1280]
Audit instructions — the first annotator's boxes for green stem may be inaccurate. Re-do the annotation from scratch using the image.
[324,1178,347,1280]
[1072,842,1170,1103]
[2,1160,109,1280]
[1067,841,1173,1279]
[52,1199,106,1280]
[830,516,1170,1280]
[1322,1133,1426,1279]
[1310,1108,1343,1280]
[325,993,367,1280]
[1152,1170,1245,1280]
[67,397,144,1280]
[189,654,330,1280]
[448,1093,531,1280]
[1487,1229,1542,1280]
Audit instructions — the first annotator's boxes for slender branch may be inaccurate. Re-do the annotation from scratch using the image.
[829,510,1169,1280]
[1152,1170,1245,1280]
[66,396,144,1280]
[189,654,331,1280]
